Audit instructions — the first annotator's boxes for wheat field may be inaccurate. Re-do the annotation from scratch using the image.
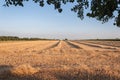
[0,40,120,80]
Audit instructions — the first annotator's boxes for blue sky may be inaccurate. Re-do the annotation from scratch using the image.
[0,1,120,39]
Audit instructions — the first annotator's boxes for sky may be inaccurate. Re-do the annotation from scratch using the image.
[0,1,120,40]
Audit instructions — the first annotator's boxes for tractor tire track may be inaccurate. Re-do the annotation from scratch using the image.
[13,41,59,54]
[38,41,61,54]
[74,41,119,51]
[85,41,120,49]
[43,41,60,50]
[65,41,82,49]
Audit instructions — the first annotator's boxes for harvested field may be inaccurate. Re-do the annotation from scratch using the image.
[0,40,120,80]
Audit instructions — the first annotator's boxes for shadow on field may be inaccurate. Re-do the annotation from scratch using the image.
[0,65,119,80]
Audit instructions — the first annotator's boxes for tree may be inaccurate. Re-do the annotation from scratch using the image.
[3,0,120,27]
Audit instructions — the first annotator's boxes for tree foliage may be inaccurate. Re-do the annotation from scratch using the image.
[3,0,120,27]
[0,36,55,41]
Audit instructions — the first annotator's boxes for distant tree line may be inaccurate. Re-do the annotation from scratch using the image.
[0,36,56,41]
[84,38,120,41]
